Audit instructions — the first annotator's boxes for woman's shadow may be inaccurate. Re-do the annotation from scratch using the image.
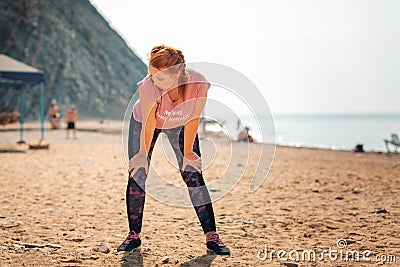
[179,251,217,267]
[121,251,144,267]
[120,250,217,267]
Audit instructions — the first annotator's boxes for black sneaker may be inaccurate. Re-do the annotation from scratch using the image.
[117,231,141,252]
[206,233,231,256]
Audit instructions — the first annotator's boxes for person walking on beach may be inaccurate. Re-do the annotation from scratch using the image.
[117,45,230,256]
[65,105,78,139]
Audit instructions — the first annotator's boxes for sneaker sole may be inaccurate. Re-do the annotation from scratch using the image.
[130,246,141,252]
[206,248,231,256]
[116,246,141,252]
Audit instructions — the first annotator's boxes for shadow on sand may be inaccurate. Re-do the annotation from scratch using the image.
[120,250,221,266]
[121,250,144,267]
[179,251,218,266]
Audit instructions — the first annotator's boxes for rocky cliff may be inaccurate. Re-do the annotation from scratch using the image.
[0,0,147,120]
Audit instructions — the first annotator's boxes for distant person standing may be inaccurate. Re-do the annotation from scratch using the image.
[65,105,78,139]
[48,99,61,129]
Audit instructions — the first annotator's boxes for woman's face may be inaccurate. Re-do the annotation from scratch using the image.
[148,65,179,90]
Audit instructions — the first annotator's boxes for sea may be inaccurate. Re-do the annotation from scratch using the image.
[205,113,400,152]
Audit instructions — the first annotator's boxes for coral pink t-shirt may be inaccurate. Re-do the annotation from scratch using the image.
[132,68,210,129]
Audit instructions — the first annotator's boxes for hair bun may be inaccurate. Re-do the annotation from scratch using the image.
[151,45,165,55]
[176,49,185,63]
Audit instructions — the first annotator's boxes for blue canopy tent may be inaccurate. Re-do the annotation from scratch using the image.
[0,54,45,143]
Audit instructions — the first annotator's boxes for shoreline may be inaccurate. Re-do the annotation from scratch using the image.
[0,119,397,154]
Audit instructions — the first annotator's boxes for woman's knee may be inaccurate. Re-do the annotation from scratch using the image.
[182,172,206,187]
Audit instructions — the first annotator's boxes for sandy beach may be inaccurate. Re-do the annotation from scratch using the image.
[1,121,399,266]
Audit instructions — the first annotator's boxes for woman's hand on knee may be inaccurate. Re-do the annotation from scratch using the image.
[128,154,149,178]
[181,152,202,174]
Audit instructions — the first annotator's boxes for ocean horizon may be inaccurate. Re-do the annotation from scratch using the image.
[206,113,400,152]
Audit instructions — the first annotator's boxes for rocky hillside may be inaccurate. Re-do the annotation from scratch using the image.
[0,0,147,120]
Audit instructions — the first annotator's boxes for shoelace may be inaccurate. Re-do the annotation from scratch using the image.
[123,233,139,244]
[206,234,225,247]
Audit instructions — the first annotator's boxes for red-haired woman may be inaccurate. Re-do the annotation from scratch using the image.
[117,45,230,256]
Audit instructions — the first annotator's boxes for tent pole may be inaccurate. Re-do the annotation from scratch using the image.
[18,86,25,144]
[40,82,44,140]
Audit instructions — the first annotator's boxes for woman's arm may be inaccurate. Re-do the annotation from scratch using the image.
[138,90,157,156]
[183,95,207,156]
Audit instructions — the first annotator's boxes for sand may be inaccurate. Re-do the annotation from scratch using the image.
[1,121,399,267]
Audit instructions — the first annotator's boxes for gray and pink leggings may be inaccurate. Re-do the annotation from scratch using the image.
[126,114,217,235]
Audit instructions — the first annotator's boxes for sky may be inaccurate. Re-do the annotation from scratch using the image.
[90,0,400,115]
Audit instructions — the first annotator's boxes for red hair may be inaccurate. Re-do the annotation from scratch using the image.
[148,45,189,100]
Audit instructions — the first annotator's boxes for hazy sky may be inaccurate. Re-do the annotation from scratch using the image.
[90,0,400,115]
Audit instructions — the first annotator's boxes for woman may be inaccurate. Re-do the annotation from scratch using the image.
[117,45,230,256]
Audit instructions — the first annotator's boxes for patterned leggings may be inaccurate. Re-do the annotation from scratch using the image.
[126,114,217,235]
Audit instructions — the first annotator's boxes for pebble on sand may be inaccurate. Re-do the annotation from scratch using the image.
[161,256,169,263]
[45,243,62,249]
[0,220,22,229]
[92,242,110,254]
[18,243,45,248]
[376,208,388,214]
[344,239,357,245]
[281,261,298,267]
[351,188,361,194]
